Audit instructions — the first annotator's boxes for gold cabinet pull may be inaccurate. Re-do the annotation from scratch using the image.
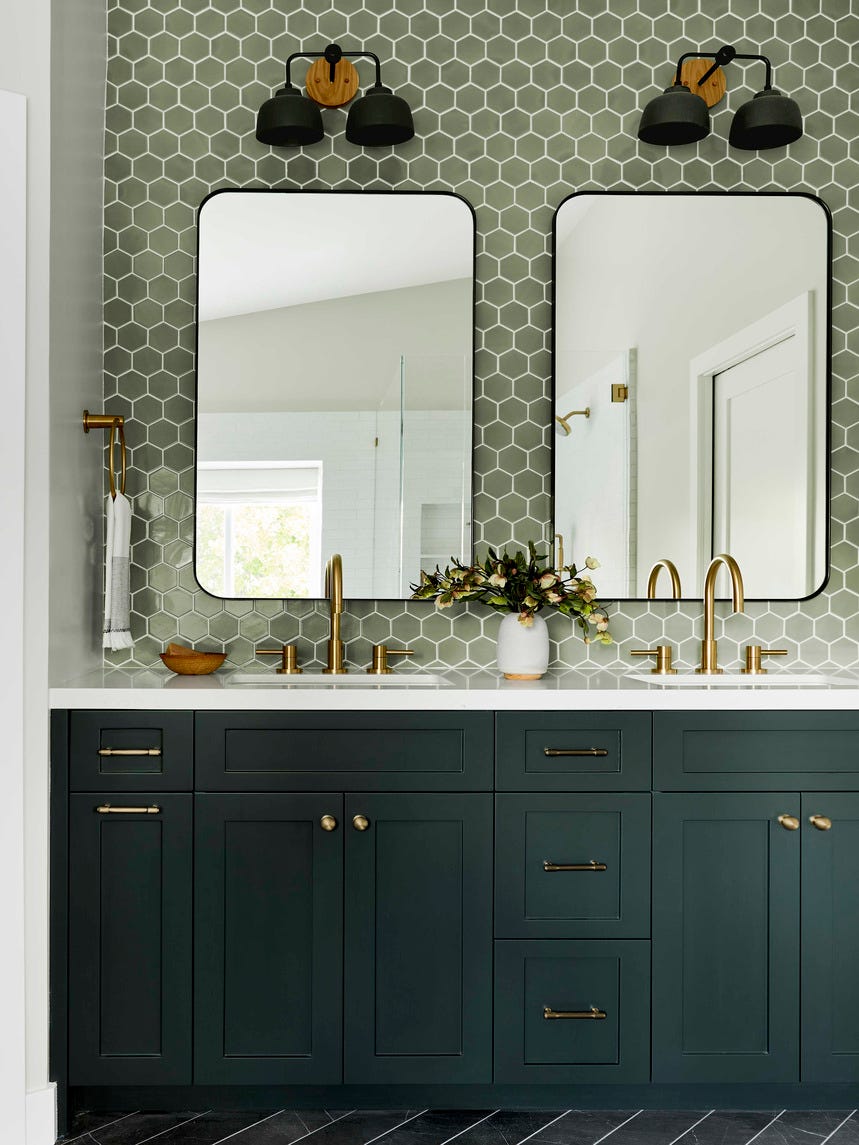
[95,804,161,814]
[809,814,832,831]
[543,747,608,757]
[543,1006,607,1020]
[320,814,338,832]
[543,859,607,872]
[778,814,800,831]
[97,748,162,757]
[352,814,370,831]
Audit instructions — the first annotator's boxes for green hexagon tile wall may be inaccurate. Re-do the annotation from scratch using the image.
[103,0,859,673]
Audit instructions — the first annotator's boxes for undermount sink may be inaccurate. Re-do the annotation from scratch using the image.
[628,671,853,688]
[226,671,452,688]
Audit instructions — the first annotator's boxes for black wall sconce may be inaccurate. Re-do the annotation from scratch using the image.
[256,42,414,148]
[638,44,803,150]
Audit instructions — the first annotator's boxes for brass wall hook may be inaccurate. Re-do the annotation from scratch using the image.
[83,410,126,499]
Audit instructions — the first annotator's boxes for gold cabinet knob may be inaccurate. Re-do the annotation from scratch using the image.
[320,814,338,832]
[809,814,832,831]
[778,814,800,831]
[352,813,370,831]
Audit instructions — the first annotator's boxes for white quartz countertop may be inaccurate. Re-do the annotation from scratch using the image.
[50,666,859,711]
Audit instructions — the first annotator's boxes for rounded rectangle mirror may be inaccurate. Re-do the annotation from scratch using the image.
[552,190,831,602]
[195,189,475,600]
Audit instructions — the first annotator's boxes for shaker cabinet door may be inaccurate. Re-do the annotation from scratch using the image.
[802,792,859,1081]
[68,793,192,1085]
[194,793,343,1084]
[652,792,800,1083]
[344,792,493,1083]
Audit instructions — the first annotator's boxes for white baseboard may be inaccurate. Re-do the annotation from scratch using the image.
[26,1083,56,1145]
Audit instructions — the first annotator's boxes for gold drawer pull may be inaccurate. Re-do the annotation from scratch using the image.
[98,748,162,757]
[95,804,161,815]
[809,814,832,831]
[544,747,608,757]
[544,1006,607,1020]
[778,814,800,831]
[543,859,607,872]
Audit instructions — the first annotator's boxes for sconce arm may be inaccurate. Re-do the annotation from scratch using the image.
[675,44,774,93]
[284,44,384,90]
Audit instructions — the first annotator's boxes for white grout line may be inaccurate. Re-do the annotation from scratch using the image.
[438,1110,501,1145]
[667,1111,715,1145]
[818,1110,858,1145]
[515,1110,576,1145]
[590,1111,644,1145]
[745,1111,787,1145]
[210,1108,288,1144]
[363,1109,432,1145]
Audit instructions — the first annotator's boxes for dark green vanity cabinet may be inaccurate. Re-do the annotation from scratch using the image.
[194,793,344,1084]
[53,705,859,1115]
[68,793,193,1085]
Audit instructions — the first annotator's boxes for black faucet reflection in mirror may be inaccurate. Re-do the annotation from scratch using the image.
[638,44,803,150]
[256,42,414,148]
[55,1109,859,1145]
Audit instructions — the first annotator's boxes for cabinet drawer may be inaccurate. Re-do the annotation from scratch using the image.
[494,939,650,1083]
[195,712,493,790]
[495,794,650,938]
[496,713,651,790]
[70,711,192,790]
[655,712,859,790]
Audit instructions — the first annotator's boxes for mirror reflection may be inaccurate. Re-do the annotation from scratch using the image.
[553,192,829,600]
[195,190,474,600]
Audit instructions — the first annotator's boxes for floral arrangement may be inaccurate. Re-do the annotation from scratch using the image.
[411,542,612,644]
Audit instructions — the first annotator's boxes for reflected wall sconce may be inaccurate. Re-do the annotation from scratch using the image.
[554,408,590,436]
[638,44,803,150]
[256,42,414,148]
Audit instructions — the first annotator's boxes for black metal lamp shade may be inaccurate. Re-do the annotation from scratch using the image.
[729,88,803,150]
[345,84,415,146]
[637,84,710,145]
[255,85,324,146]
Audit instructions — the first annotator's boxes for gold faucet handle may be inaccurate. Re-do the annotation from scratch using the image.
[741,645,787,675]
[630,645,676,675]
[366,645,414,675]
[257,644,302,674]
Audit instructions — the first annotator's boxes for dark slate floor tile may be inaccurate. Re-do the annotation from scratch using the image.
[289,1111,418,1145]
[124,1112,271,1144]
[593,1112,709,1145]
[533,1112,641,1145]
[62,1112,140,1143]
[90,1111,208,1145]
[370,1110,496,1145]
[449,1111,568,1145]
[674,1112,780,1145]
[215,1110,341,1145]
[827,1116,859,1145]
[753,1113,854,1145]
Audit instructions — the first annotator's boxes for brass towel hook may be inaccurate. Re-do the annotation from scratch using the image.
[83,410,127,499]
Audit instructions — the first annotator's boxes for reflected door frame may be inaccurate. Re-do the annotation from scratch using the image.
[689,293,816,594]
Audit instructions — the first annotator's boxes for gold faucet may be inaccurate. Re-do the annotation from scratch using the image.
[646,558,682,599]
[696,553,745,675]
[323,553,347,674]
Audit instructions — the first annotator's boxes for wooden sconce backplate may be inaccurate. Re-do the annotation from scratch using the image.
[677,59,727,108]
[305,57,360,107]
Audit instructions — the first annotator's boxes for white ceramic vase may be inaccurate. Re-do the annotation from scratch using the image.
[496,611,550,680]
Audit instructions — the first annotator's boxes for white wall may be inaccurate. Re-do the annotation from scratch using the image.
[0,0,106,1138]
[556,195,827,597]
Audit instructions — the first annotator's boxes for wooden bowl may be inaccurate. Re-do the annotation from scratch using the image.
[160,650,226,676]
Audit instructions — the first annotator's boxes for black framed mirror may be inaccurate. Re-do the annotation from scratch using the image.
[552,191,831,601]
[194,189,475,601]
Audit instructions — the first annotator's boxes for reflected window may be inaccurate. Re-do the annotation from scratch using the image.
[196,463,322,597]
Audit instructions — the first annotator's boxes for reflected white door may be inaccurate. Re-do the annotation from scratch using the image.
[712,334,812,597]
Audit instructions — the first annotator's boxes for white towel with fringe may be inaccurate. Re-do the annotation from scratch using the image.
[103,491,134,650]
